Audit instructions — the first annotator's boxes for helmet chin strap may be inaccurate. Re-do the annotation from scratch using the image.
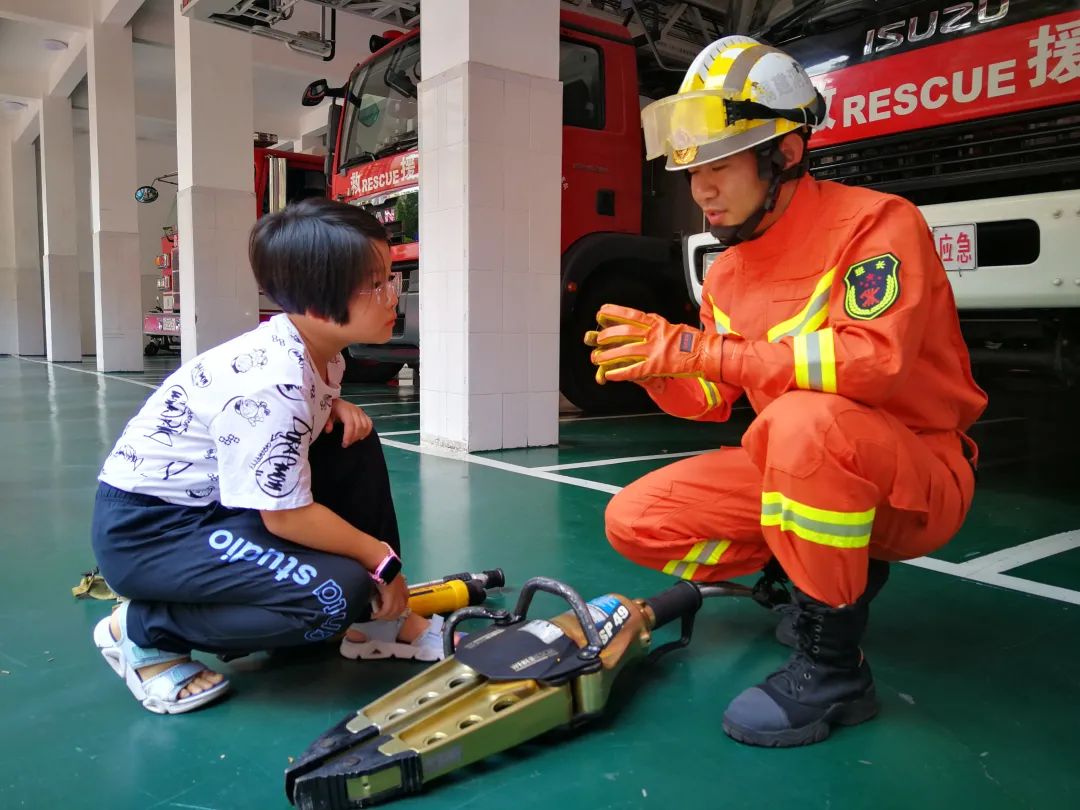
[708,130,811,248]
[709,170,784,247]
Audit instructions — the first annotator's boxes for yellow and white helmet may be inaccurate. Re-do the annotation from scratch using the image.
[642,35,825,171]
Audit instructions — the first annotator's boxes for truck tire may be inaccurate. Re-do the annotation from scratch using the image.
[560,275,657,414]
[343,355,405,384]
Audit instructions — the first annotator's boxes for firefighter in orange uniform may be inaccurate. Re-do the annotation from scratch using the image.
[587,36,987,747]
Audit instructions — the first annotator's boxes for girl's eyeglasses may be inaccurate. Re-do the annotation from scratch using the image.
[358,272,403,304]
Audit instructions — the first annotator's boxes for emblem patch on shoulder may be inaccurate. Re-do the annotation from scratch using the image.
[843,253,900,320]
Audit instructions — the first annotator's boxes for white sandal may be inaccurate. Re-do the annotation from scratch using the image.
[93,601,230,714]
[339,613,448,662]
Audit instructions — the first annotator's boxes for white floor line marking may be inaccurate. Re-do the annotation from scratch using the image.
[380,429,420,437]
[371,412,419,419]
[14,356,157,389]
[535,450,709,472]
[902,555,1080,606]
[951,530,1080,576]
[380,438,1080,607]
[379,439,621,495]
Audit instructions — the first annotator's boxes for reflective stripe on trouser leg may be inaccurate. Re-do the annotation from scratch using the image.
[760,493,874,549]
[662,539,732,579]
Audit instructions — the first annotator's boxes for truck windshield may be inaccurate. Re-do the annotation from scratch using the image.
[340,36,421,169]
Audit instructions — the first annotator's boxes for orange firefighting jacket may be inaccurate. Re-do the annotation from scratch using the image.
[643,174,988,440]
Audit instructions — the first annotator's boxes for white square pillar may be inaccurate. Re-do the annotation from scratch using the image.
[418,0,562,452]
[39,95,82,362]
[0,129,17,355]
[87,20,144,372]
[10,137,44,356]
[174,5,259,361]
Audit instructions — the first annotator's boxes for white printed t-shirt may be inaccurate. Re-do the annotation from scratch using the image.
[98,314,344,510]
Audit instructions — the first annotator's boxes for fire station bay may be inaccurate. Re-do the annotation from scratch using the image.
[2,0,1080,807]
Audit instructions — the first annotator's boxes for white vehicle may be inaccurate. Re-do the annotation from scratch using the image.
[685,0,1080,387]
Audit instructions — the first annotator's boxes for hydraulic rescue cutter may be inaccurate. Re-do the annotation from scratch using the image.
[406,569,505,617]
[285,576,761,809]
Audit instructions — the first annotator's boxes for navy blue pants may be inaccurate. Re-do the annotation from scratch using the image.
[91,426,400,656]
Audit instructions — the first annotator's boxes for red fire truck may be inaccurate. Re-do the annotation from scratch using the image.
[684,0,1080,389]
[301,9,703,411]
[142,147,327,353]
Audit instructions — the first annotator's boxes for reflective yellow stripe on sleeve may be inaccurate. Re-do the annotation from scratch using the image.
[695,377,722,410]
[767,269,835,343]
[760,492,873,549]
[793,328,837,394]
[707,293,737,335]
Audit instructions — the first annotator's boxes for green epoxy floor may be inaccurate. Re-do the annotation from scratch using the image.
[2,355,1079,809]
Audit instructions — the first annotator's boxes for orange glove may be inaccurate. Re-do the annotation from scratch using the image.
[584,304,724,384]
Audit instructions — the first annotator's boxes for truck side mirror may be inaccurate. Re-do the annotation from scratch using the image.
[302,79,330,107]
[325,103,342,180]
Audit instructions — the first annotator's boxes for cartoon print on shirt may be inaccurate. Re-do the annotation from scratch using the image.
[111,444,143,471]
[140,460,194,481]
[224,396,272,427]
[232,349,269,374]
[144,385,194,447]
[99,314,339,508]
[252,416,312,499]
[276,383,305,401]
[191,362,212,388]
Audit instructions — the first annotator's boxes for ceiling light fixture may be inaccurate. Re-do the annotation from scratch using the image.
[42,38,69,51]
[2,100,29,112]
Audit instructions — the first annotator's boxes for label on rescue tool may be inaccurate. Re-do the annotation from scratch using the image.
[454,594,632,682]
[520,620,564,645]
[587,595,631,647]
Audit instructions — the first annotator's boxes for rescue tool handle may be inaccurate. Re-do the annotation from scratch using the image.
[645,581,704,630]
[442,606,513,658]
[512,577,604,660]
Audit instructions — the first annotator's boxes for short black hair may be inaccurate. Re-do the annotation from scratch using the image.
[249,197,389,325]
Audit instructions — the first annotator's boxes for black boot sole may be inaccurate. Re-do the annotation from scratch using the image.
[722,689,880,748]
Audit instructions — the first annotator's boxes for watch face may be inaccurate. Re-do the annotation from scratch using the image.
[380,556,402,584]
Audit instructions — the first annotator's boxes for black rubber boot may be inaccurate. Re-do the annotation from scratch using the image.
[722,588,880,747]
[775,558,890,647]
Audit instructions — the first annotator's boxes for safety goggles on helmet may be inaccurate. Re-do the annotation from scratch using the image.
[641,88,825,163]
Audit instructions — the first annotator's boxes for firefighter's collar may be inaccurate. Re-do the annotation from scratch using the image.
[731,174,818,264]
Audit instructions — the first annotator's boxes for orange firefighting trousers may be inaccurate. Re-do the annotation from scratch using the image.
[605,390,976,607]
